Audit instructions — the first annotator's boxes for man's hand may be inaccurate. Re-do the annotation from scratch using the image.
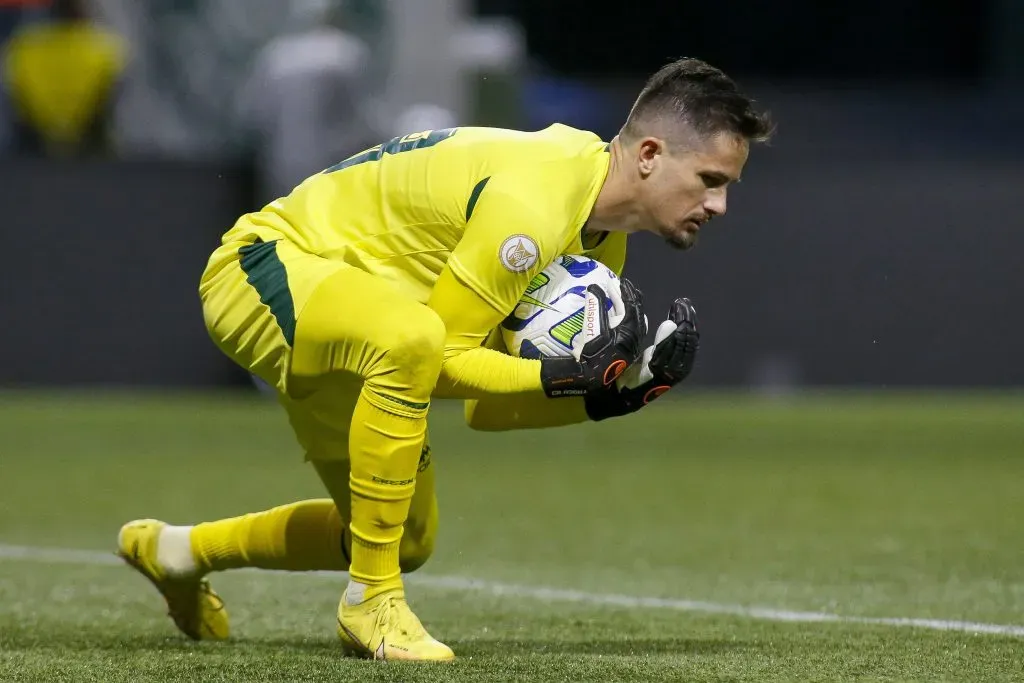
[583,297,700,420]
[540,278,647,397]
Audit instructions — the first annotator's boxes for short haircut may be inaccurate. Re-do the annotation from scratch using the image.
[621,58,774,146]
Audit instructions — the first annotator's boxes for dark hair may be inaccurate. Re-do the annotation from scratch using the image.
[622,58,773,145]
[53,0,88,21]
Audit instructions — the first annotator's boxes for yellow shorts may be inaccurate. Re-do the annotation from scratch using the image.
[199,230,344,397]
[199,223,443,562]
[198,222,446,462]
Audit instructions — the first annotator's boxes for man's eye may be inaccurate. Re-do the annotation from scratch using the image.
[700,174,726,189]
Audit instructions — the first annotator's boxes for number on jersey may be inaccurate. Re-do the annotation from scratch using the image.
[324,128,458,173]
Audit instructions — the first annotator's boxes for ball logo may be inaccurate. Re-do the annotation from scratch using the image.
[585,292,599,338]
[499,234,539,273]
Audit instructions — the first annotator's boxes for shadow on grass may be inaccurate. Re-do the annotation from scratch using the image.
[2,630,755,659]
[446,637,753,657]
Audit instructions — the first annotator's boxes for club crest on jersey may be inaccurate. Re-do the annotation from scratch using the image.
[499,234,539,273]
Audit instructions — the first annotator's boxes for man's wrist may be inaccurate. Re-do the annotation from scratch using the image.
[539,357,587,398]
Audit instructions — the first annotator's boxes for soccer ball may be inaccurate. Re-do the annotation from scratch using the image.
[500,254,622,359]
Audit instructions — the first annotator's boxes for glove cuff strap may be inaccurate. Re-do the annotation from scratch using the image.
[540,357,587,398]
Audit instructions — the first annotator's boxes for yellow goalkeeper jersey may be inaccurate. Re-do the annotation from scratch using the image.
[222,124,625,315]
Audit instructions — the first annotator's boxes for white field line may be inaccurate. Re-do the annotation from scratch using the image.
[1,543,1022,638]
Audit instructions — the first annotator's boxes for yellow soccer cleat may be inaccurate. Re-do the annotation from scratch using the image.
[337,587,454,662]
[116,519,229,641]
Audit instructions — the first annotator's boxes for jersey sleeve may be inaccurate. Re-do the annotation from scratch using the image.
[428,170,575,400]
[460,329,590,430]
[446,171,567,316]
[428,264,544,398]
[454,232,626,424]
[463,392,590,430]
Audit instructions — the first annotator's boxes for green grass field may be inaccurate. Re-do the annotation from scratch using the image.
[1,391,1022,682]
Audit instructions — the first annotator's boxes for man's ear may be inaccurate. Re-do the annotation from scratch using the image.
[637,137,663,178]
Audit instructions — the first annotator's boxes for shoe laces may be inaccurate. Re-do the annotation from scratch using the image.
[374,594,427,639]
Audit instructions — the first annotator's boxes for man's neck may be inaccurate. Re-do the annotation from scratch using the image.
[585,136,641,237]
[580,226,606,250]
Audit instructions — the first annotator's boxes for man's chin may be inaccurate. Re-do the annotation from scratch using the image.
[665,231,697,251]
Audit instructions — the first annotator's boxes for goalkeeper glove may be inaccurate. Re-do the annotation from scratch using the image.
[583,297,699,420]
[540,278,647,398]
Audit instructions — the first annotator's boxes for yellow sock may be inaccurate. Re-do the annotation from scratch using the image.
[347,389,424,597]
[191,499,349,573]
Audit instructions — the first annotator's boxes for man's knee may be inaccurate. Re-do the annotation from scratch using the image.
[383,307,446,371]
[292,278,446,392]
[399,533,434,574]
[399,505,437,573]
[368,307,446,397]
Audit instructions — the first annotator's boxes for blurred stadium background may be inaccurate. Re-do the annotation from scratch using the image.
[0,1,1022,681]
[1,0,1021,390]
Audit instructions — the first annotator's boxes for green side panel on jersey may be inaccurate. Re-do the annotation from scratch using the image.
[238,240,296,347]
[465,176,491,221]
[550,309,585,348]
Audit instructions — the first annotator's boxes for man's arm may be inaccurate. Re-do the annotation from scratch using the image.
[427,172,559,400]
[428,264,545,399]
[428,172,644,400]
[458,232,631,429]
[465,392,590,430]
[460,330,590,430]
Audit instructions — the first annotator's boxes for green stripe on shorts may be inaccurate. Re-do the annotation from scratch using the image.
[238,239,296,346]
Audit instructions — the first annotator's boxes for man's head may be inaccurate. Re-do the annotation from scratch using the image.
[53,0,89,21]
[614,58,773,250]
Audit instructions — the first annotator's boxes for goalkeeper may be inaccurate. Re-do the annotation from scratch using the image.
[117,57,772,661]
